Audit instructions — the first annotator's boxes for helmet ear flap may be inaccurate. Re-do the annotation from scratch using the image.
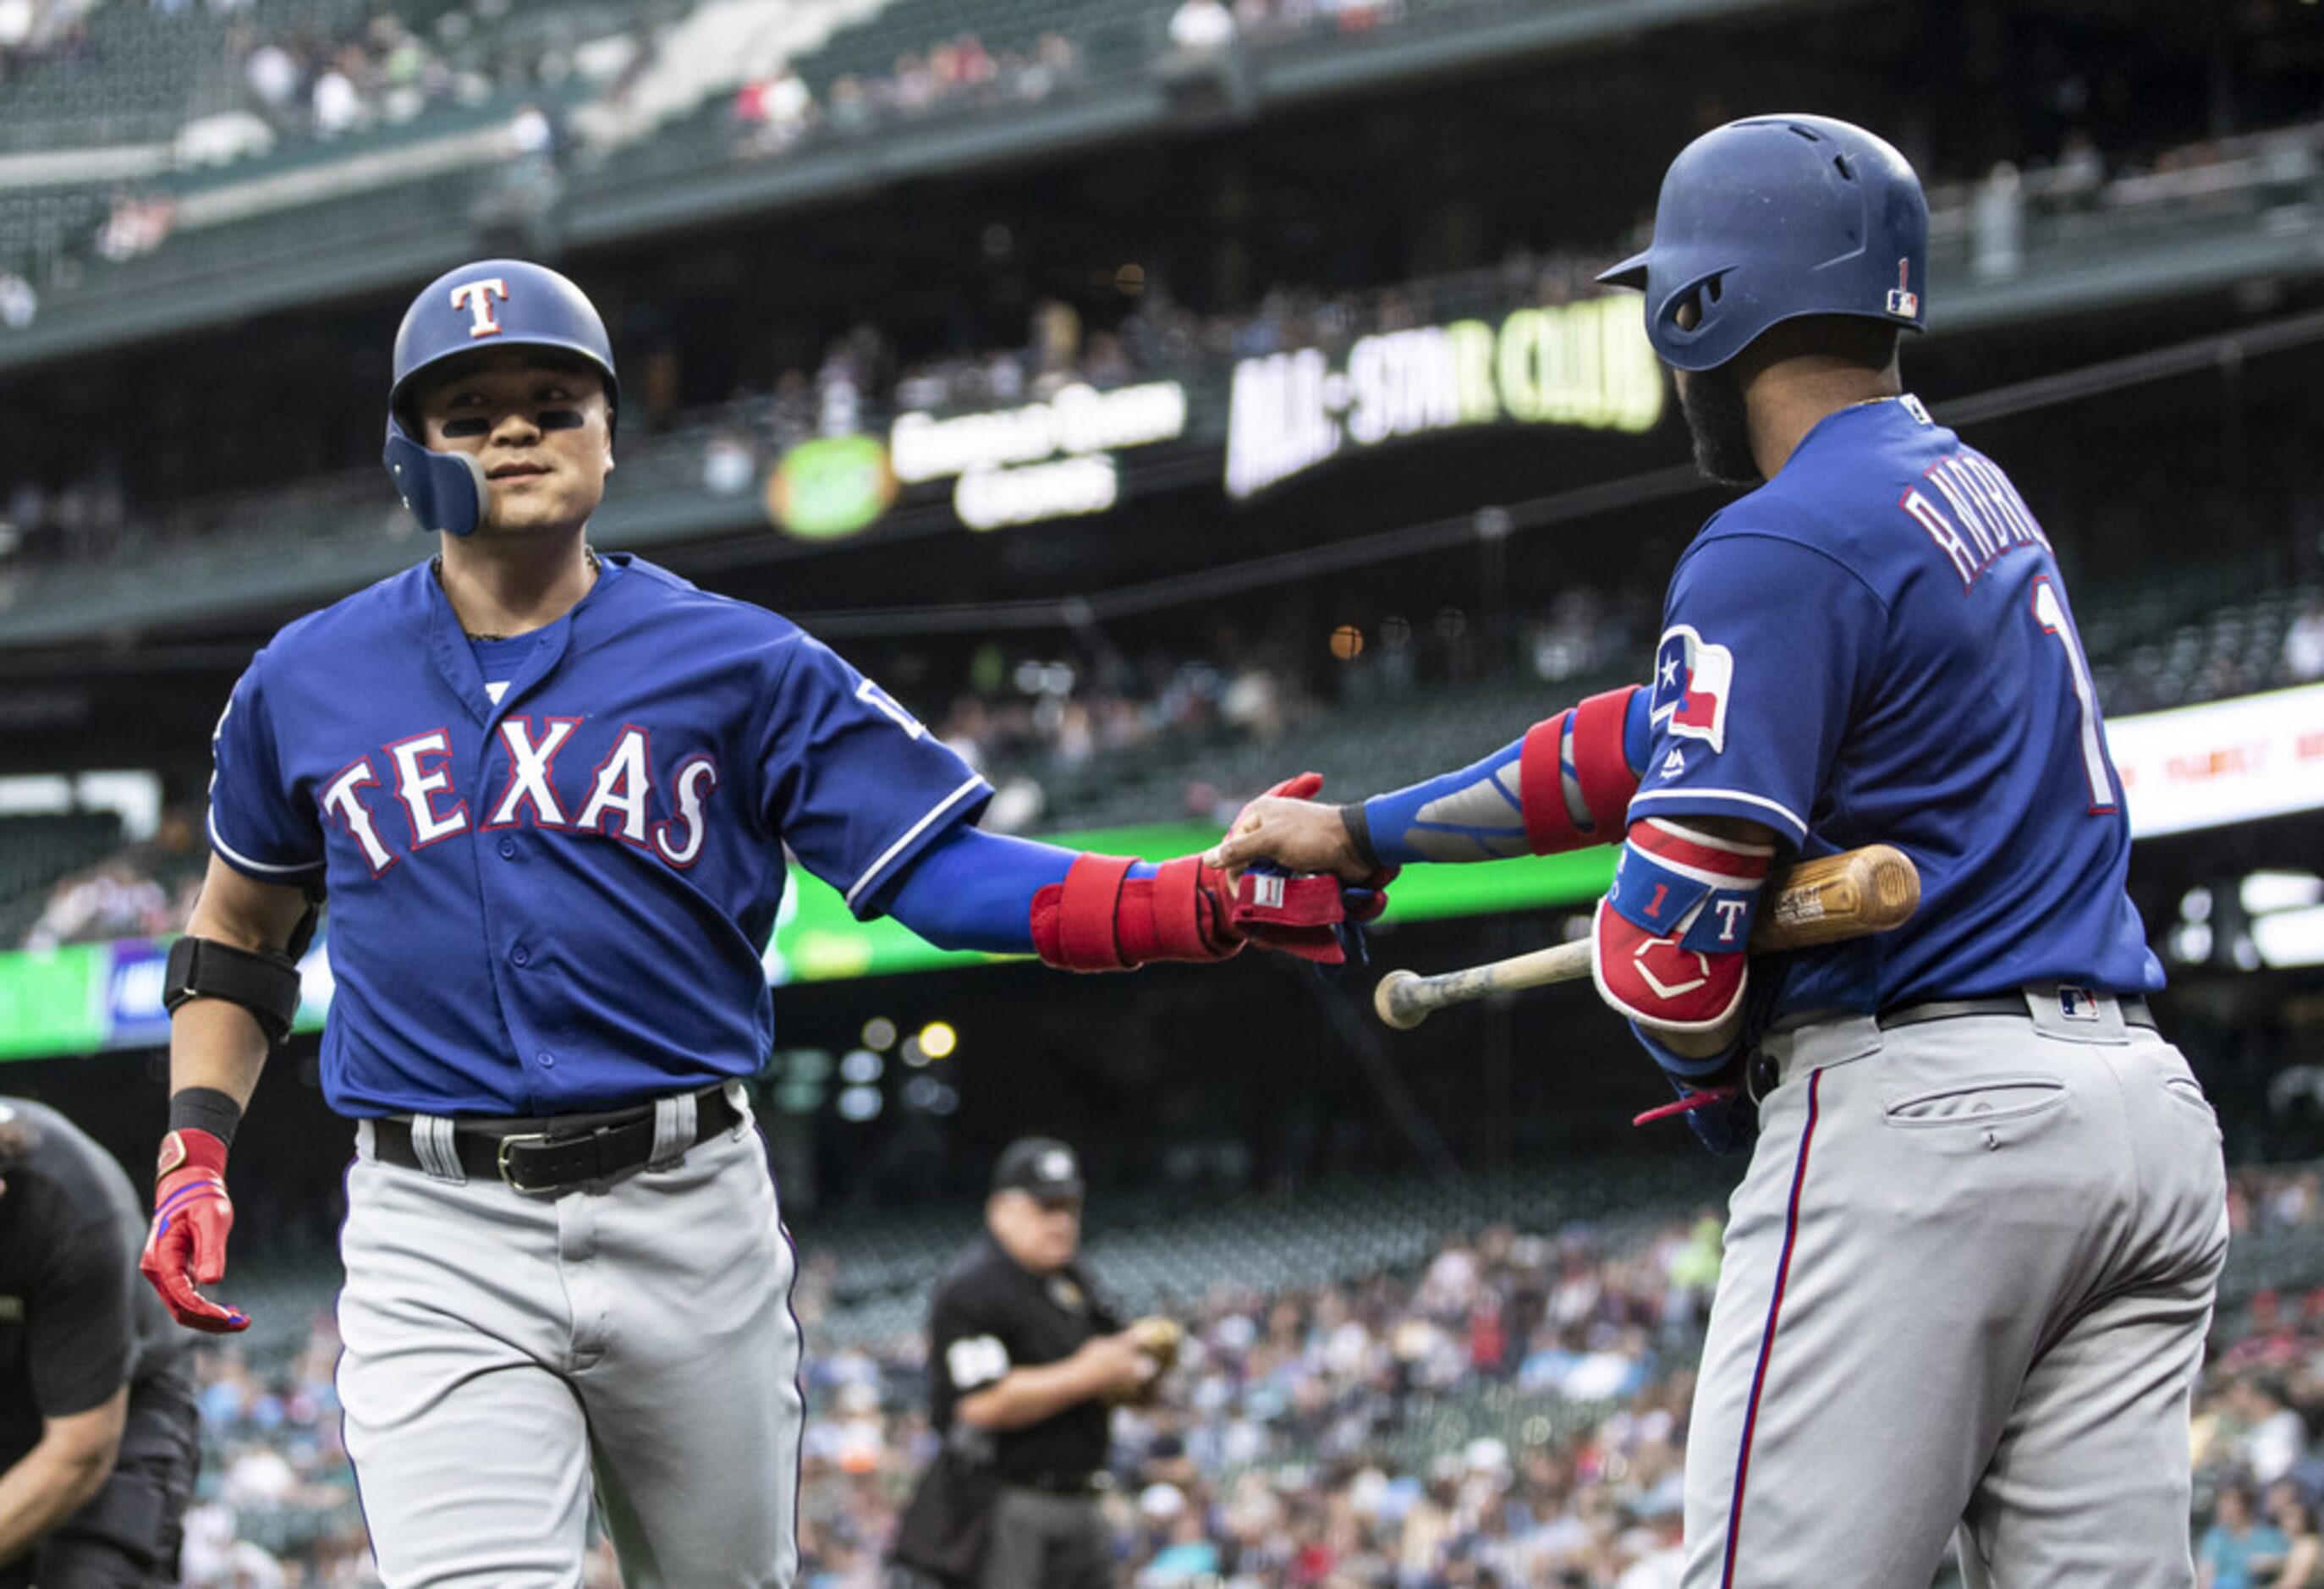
[1654,270,1730,350]
[383,422,488,537]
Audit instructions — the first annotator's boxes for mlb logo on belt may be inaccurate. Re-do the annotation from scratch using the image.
[2057,985,2101,1021]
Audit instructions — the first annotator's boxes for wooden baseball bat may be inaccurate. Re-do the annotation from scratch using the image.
[1372,843,1921,1031]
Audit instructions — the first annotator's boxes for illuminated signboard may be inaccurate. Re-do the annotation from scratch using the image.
[1225,297,1664,499]
[766,434,898,541]
[2107,681,2324,838]
[889,382,1189,531]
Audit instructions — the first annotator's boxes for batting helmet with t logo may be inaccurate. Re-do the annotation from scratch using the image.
[382,258,620,537]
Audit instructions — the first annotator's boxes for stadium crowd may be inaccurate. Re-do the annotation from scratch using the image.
[161,1162,2324,1585]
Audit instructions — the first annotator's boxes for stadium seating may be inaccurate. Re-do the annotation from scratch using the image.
[0,811,124,926]
[803,1154,1734,1349]
[790,0,1148,88]
[2085,575,2324,714]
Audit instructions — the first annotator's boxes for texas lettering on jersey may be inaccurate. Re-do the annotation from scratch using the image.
[203,555,992,1118]
[320,718,720,877]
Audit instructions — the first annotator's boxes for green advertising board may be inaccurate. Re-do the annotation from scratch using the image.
[0,820,1616,1060]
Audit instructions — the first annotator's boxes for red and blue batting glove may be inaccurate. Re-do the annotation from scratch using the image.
[1226,773,1396,965]
[1031,773,1394,970]
[140,1129,250,1333]
[1231,861,1398,966]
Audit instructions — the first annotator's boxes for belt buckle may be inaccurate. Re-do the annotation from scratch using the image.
[495,1131,554,1194]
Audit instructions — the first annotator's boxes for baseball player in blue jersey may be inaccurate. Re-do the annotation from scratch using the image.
[1214,115,2228,1586]
[136,259,1379,1587]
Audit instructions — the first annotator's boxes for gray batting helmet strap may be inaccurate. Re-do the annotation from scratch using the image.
[382,258,618,537]
[1599,113,1929,371]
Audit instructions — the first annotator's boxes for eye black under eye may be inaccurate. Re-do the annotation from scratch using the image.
[441,418,490,437]
[536,408,585,431]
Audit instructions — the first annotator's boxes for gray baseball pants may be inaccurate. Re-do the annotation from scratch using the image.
[337,1086,802,1587]
[978,1487,1112,1589]
[1683,991,2228,1588]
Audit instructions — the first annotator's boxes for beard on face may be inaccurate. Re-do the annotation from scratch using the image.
[1679,365,1761,487]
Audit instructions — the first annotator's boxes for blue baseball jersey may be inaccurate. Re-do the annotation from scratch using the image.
[1629,394,2159,1020]
[205,554,990,1117]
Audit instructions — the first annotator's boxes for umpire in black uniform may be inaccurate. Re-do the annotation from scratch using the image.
[0,1099,199,1586]
[903,1137,1157,1589]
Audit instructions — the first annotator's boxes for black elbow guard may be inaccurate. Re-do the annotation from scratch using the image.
[162,936,303,1045]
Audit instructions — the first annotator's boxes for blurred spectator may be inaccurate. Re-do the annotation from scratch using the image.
[734,63,814,155]
[1972,160,2026,281]
[2286,599,2324,684]
[2239,1377,2308,1488]
[1168,0,1239,53]
[2271,1482,2323,1588]
[310,61,360,137]
[24,860,172,949]
[2200,1482,2288,1588]
[241,39,299,122]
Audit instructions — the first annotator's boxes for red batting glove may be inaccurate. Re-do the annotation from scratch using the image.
[1237,771,1323,821]
[1224,773,1398,963]
[1229,866,1398,963]
[140,1130,250,1334]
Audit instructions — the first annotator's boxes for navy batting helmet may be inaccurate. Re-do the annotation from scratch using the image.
[382,258,618,537]
[1597,114,1928,372]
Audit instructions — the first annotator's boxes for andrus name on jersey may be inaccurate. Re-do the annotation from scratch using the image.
[319,718,720,877]
[1897,449,2052,591]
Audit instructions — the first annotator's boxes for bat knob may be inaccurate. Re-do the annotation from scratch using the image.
[1373,970,1429,1031]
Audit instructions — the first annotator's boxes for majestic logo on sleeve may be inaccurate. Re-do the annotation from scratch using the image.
[1650,626,1734,755]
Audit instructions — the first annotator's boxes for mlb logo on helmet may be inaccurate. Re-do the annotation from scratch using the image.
[1650,625,1735,755]
[1886,258,1920,320]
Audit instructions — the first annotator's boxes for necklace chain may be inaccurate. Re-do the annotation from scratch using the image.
[431,546,600,641]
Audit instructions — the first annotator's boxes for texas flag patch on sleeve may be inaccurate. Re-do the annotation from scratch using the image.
[1650,625,1735,755]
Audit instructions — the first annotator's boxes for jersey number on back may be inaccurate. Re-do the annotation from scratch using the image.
[2031,577,2116,814]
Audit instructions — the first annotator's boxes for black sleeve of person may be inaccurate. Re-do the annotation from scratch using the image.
[162,936,301,1044]
[29,1213,136,1421]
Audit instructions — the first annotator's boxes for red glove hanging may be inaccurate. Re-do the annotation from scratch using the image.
[140,1130,250,1334]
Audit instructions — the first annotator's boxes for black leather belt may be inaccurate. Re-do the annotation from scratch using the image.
[1750,990,2159,1100]
[1005,1470,1110,1497]
[371,1085,741,1196]
[1879,992,2156,1031]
